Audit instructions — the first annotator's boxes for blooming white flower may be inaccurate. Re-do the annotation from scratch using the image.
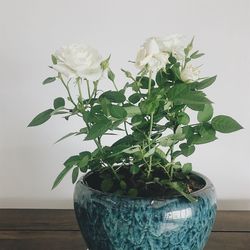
[156,34,185,61]
[52,44,103,80]
[180,64,200,82]
[135,37,169,72]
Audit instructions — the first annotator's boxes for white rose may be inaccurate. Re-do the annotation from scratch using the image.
[180,64,200,82]
[135,37,169,72]
[156,34,185,61]
[52,44,103,80]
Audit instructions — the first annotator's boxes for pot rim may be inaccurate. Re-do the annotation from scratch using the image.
[76,171,214,201]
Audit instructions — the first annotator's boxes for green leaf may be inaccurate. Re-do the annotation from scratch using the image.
[184,37,194,56]
[43,77,56,85]
[136,76,155,89]
[211,115,243,133]
[101,179,113,192]
[78,152,91,171]
[99,98,110,116]
[190,51,205,59]
[124,105,141,117]
[168,84,212,105]
[156,69,170,86]
[182,163,192,174]
[155,148,166,160]
[128,93,141,104]
[100,91,126,103]
[197,104,213,122]
[187,103,204,111]
[180,143,195,157]
[139,99,159,114]
[120,180,127,190]
[161,180,196,202]
[53,97,65,109]
[55,132,77,144]
[193,123,216,143]
[144,148,156,158]
[51,55,57,64]
[72,167,79,184]
[64,155,80,167]
[196,76,217,90]
[28,109,54,127]
[52,164,74,189]
[128,188,138,197]
[108,69,115,82]
[130,165,140,175]
[100,55,110,70]
[177,112,190,125]
[50,107,67,115]
[109,105,127,119]
[86,117,112,140]
[179,92,211,105]
[123,145,141,154]
[182,126,194,140]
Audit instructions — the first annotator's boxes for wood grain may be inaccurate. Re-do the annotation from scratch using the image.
[0,209,250,250]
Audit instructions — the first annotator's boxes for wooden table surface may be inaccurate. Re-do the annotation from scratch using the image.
[0,209,249,249]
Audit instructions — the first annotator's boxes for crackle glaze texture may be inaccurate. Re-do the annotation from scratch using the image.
[74,172,216,250]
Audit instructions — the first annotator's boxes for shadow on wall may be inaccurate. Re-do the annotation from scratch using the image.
[0,199,250,210]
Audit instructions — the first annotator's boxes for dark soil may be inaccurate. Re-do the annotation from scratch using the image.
[84,165,205,199]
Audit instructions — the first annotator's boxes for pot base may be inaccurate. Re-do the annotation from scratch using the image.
[74,172,216,250]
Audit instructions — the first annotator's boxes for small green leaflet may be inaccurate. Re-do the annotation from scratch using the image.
[101,179,113,192]
[85,118,112,140]
[72,167,79,184]
[211,115,243,133]
[128,188,138,197]
[180,143,195,157]
[51,55,57,64]
[182,163,192,174]
[177,112,190,125]
[100,91,126,103]
[168,84,212,105]
[196,76,217,90]
[109,105,127,119]
[43,77,56,85]
[28,109,54,127]
[130,165,140,175]
[52,164,74,189]
[53,97,65,109]
[197,104,213,122]
[124,106,141,117]
[55,132,77,144]
[108,69,115,82]
[128,93,141,104]
[78,153,90,172]
[64,155,80,167]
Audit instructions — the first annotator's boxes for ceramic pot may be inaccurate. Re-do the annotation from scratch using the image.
[74,172,216,250]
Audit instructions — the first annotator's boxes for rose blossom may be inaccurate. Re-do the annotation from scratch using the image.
[135,37,169,72]
[156,34,185,61]
[180,64,200,82]
[52,44,103,80]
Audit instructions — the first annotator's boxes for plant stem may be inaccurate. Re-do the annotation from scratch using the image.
[76,78,103,153]
[85,79,91,99]
[147,71,154,178]
[59,76,77,108]
[77,78,83,105]
[124,121,129,135]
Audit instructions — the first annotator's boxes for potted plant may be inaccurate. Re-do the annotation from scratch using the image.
[29,35,242,250]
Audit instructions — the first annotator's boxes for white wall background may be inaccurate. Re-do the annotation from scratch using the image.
[0,0,249,210]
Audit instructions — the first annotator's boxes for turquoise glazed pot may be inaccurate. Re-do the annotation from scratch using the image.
[74,172,216,250]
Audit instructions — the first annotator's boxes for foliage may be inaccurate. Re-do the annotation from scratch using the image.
[28,38,242,201]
